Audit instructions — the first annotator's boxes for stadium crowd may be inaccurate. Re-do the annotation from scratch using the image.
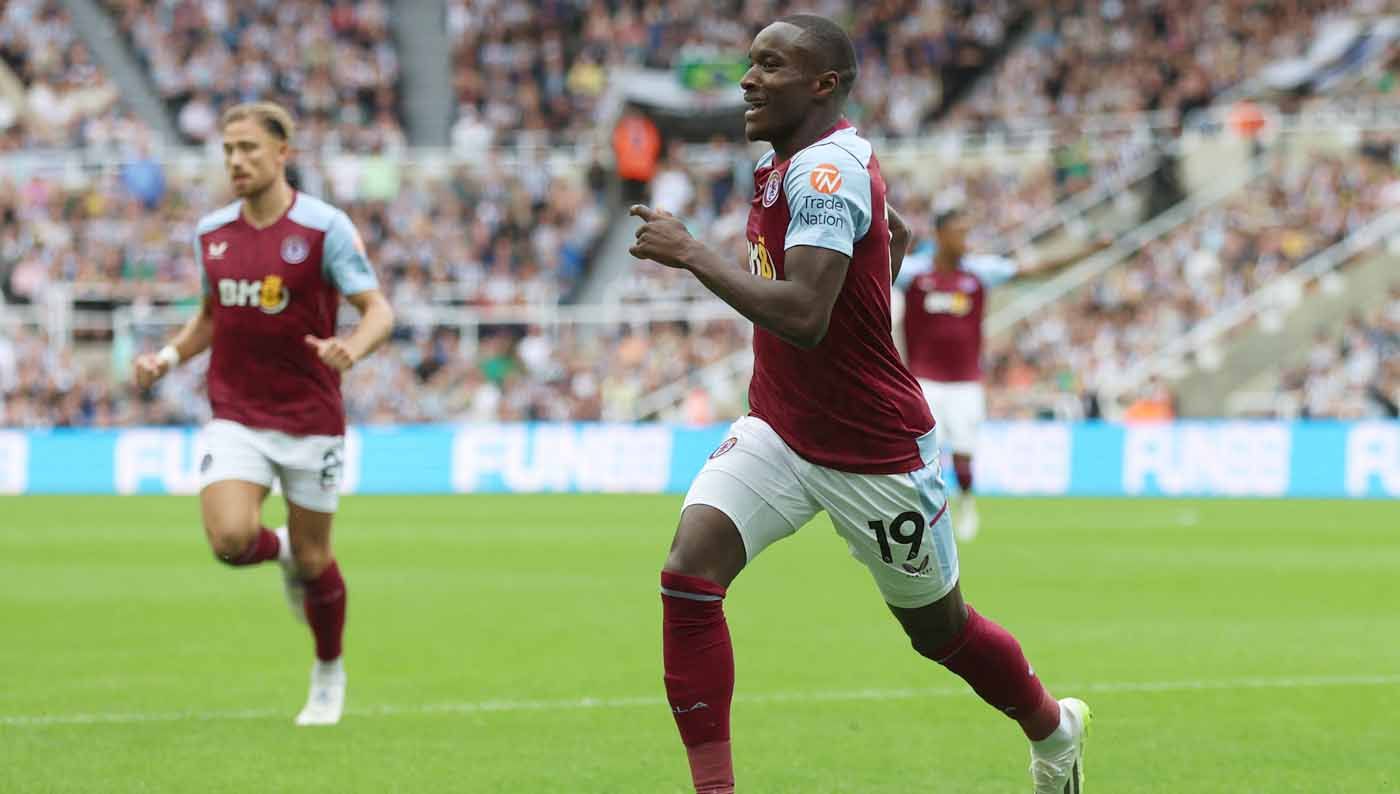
[0,315,753,427]
[449,0,1028,147]
[605,125,1151,303]
[3,0,1398,430]
[1278,292,1400,418]
[103,0,404,153]
[0,0,141,151]
[984,146,1400,419]
[0,154,606,311]
[950,0,1357,131]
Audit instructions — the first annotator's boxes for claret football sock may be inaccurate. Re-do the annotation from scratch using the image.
[928,605,1061,741]
[661,570,735,794]
[222,526,280,566]
[303,560,346,662]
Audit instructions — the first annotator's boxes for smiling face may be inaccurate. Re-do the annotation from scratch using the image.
[740,22,824,144]
[221,117,288,199]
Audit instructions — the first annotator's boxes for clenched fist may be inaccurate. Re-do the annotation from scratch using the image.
[132,352,171,389]
[305,335,358,371]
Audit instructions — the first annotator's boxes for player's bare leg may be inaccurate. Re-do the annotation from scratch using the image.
[890,584,1090,792]
[200,480,277,566]
[661,505,746,794]
[951,453,979,542]
[287,501,347,726]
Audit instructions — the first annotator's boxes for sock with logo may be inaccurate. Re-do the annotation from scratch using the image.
[218,527,280,567]
[925,604,1060,740]
[661,570,735,794]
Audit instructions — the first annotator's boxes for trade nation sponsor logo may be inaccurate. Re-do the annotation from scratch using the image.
[809,163,843,194]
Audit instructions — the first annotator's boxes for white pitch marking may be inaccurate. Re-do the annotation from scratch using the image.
[2,673,1397,728]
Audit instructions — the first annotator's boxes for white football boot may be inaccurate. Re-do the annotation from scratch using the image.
[295,658,346,726]
[1030,698,1091,794]
[274,527,307,624]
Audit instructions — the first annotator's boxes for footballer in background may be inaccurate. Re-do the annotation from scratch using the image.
[896,208,1106,541]
[132,102,394,725]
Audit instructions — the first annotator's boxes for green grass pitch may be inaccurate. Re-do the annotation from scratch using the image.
[1,495,1397,793]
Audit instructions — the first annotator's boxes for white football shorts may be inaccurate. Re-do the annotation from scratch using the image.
[683,415,959,608]
[917,379,985,457]
[198,419,345,513]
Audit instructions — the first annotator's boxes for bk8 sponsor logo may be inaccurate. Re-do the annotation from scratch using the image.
[218,276,290,314]
[922,290,973,316]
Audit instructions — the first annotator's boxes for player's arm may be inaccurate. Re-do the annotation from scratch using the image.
[888,204,911,285]
[630,205,846,349]
[132,295,214,389]
[304,289,394,372]
[1013,238,1111,280]
[305,211,394,371]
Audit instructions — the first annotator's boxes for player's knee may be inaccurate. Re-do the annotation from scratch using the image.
[897,599,969,661]
[909,630,958,661]
[206,523,257,564]
[662,547,713,582]
[290,541,332,578]
[664,507,746,586]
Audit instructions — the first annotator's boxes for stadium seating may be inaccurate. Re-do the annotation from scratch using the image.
[949,0,1338,131]
[0,0,134,150]
[0,154,606,310]
[103,0,404,152]
[4,1,1398,429]
[984,147,1400,419]
[1272,292,1399,418]
[447,0,1029,146]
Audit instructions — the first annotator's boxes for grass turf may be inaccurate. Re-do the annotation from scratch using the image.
[1,495,1397,793]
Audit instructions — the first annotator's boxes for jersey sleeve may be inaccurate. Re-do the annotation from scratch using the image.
[322,210,379,295]
[782,147,871,257]
[962,254,1018,288]
[193,232,210,295]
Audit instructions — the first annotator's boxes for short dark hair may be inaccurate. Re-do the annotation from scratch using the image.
[776,14,858,98]
[934,208,964,230]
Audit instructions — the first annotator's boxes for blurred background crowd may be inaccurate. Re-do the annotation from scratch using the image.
[3,0,1399,428]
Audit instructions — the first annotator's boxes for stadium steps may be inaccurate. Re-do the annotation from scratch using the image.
[389,0,453,147]
[983,145,1171,323]
[573,208,648,305]
[60,0,180,143]
[1102,208,1400,416]
[986,151,1265,338]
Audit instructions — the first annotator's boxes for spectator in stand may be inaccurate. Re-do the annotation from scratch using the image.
[986,146,1400,419]
[614,110,663,205]
[105,0,402,153]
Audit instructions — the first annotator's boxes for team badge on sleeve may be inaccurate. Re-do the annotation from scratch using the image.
[281,235,310,264]
[762,171,782,207]
[809,164,843,194]
[710,437,738,459]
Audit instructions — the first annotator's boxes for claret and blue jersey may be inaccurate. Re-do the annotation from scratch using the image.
[745,120,934,474]
[195,192,378,437]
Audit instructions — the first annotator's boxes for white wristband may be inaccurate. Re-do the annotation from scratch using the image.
[156,345,181,369]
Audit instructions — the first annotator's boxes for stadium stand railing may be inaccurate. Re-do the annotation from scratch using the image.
[1099,208,1400,410]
